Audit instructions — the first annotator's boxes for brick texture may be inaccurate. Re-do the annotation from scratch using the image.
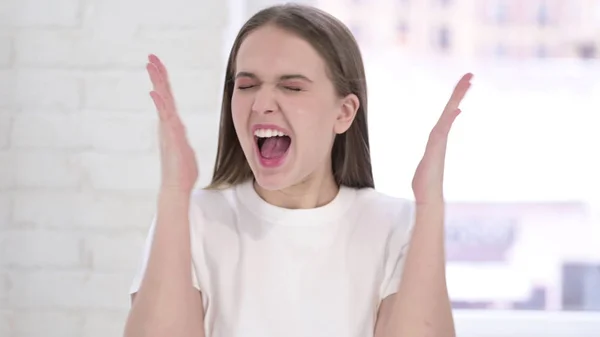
[0,0,233,335]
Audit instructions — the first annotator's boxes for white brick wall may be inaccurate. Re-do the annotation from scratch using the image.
[0,0,232,335]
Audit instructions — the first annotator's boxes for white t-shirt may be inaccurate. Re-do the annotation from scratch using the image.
[130,179,414,337]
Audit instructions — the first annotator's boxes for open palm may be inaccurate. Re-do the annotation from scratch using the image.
[412,73,473,205]
[147,54,199,193]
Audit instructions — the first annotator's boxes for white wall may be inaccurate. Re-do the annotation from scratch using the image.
[0,0,228,336]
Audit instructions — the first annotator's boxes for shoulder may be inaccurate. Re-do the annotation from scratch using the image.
[190,185,236,208]
[350,187,415,232]
[344,189,415,244]
[188,185,239,225]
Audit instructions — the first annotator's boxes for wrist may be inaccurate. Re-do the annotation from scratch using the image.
[158,188,191,206]
[414,202,445,224]
[159,184,193,197]
[415,200,445,209]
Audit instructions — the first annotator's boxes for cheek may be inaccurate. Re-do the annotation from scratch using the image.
[286,97,336,125]
[296,109,338,139]
[284,99,337,143]
[231,92,250,122]
[289,108,337,150]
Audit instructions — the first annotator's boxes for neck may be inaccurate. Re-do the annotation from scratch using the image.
[254,172,339,209]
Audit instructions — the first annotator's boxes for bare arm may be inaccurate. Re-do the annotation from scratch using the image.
[375,73,473,337]
[374,205,454,337]
[123,191,205,337]
[124,54,205,337]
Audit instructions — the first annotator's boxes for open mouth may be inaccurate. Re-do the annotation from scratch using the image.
[254,128,292,161]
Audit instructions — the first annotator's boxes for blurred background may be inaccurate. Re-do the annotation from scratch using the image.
[0,0,599,336]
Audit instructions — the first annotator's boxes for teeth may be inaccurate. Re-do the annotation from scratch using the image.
[254,128,287,138]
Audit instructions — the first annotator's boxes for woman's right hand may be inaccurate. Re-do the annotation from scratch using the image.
[147,54,199,194]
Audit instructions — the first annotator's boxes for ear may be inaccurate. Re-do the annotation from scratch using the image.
[333,93,360,134]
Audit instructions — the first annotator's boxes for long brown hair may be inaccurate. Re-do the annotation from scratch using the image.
[207,4,374,189]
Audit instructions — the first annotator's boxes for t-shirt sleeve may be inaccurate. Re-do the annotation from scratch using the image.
[379,199,416,300]
[128,211,201,295]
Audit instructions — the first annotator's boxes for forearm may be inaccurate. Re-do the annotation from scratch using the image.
[386,203,454,337]
[124,190,204,337]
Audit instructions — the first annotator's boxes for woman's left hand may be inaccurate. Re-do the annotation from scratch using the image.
[411,73,473,205]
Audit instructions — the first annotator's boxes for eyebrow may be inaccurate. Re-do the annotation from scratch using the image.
[234,71,313,83]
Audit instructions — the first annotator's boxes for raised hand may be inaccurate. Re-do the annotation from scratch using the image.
[411,73,473,205]
[146,54,199,194]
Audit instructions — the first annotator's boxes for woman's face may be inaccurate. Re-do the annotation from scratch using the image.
[231,24,359,191]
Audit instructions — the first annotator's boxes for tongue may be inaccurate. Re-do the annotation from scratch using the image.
[260,137,291,159]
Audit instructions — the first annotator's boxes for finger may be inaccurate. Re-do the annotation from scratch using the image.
[442,73,472,114]
[150,91,169,121]
[412,75,472,200]
[147,55,177,115]
[148,54,172,89]
[434,74,472,135]
[148,55,174,97]
[146,58,180,124]
[146,62,170,97]
[146,62,163,93]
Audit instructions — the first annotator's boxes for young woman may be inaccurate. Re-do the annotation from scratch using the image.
[124,4,472,337]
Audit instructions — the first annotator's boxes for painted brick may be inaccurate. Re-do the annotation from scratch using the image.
[82,69,221,112]
[83,232,146,272]
[10,310,81,337]
[3,0,231,335]
[0,113,11,149]
[0,310,11,336]
[0,192,11,228]
[0,230,82,268]
[14,29,224,69]
[0,151,16,189]
[84,0,228,30]
[1,270,10,305]
[14,70,81,112]
[11,113,87,150]
[0,0,80,28]
[82,71,156,112]
[179,110,221,152]
[80,152,159,191]
[0,36,11,67]
[7,271,132,310]
[83,112,156,152]
[16,152,83,188]
[82,310,128,337]
[0,70,16,109]
[167,70,224,114]
[13,191,155,229]
[11,112,158,152]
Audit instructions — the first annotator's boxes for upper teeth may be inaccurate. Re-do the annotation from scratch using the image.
[254,129,287,138]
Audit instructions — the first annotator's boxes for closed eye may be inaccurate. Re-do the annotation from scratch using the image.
[236,84,303,91]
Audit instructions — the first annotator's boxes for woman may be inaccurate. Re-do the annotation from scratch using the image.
[124,3,472,337]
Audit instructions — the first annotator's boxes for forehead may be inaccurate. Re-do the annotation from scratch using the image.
[235,25,327,79]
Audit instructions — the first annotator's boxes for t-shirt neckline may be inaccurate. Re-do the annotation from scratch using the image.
[235,179,356,226]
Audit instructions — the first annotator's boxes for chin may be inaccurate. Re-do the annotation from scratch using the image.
[252,169,295,192]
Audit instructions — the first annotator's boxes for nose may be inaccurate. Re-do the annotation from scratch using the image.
[251,85,278,115]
